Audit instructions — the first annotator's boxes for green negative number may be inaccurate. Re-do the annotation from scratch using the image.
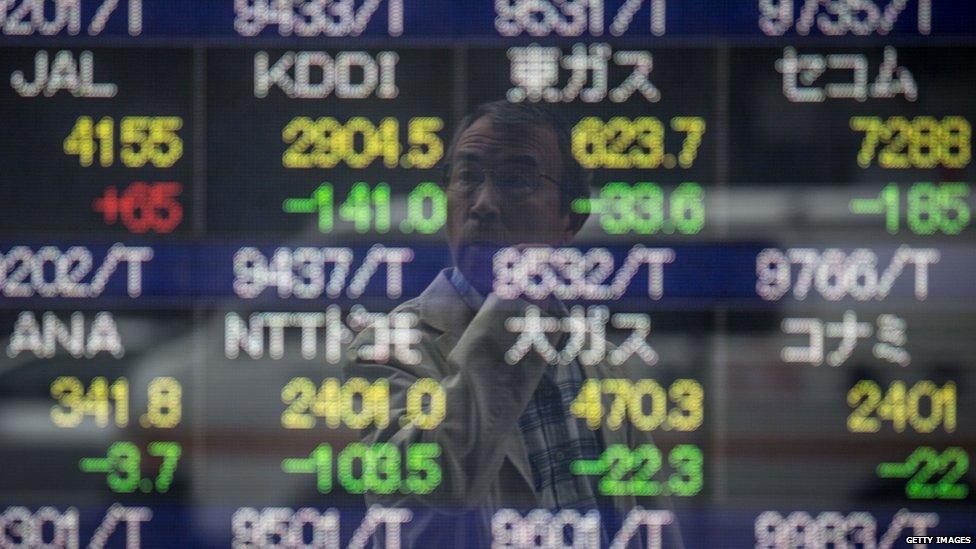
[337,442,372,494]
[668,444,704,497]
[670,182,706,234]
[106,441,141,493]
[147,441,182,493]
[313,444,334,493]
[904,447,970,500]
[337,182,391,233]
[333,442,442,495]
[405,443,442,495]
[629,183,665,234]
[370,442,402,495]
[630,444,663,496]
[600,444,637,496]
[849,182,971,235]
[404,183,447,234]
[589,444,703,497]
[907,182,970,235]
[575,182,705,235]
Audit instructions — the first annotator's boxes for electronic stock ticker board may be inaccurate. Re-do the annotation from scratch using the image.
[0,1,974,547]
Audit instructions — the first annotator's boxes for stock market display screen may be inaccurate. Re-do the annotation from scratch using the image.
[0,1,974,547]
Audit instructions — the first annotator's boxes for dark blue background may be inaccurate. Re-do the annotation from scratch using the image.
[1,242,969,307]
[0,0,973,41]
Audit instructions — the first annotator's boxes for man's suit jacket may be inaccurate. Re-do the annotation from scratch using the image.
[343,269,683,548]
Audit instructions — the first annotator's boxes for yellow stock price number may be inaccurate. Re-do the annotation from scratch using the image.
[282,117,444,169]
[63,116,183,168]
[572,116,706,170]
[850,116,971,169]
[570,378,704,432]
[281,377,446,430]
[50,376,182,429]
[848,380,957,434]
[143,376,182,428]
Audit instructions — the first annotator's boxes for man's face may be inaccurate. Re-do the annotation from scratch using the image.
[446,115,575,293]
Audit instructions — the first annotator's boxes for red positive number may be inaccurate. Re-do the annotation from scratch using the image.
[93,182,184,234]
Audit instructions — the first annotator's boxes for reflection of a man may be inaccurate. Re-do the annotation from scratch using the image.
[344,101,681,548]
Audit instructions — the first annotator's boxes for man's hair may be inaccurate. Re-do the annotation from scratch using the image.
[444,100,591,233]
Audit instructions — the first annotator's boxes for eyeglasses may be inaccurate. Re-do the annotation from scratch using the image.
[444,163,560,198]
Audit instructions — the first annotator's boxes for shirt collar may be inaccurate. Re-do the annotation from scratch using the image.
[448,267,486,312]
